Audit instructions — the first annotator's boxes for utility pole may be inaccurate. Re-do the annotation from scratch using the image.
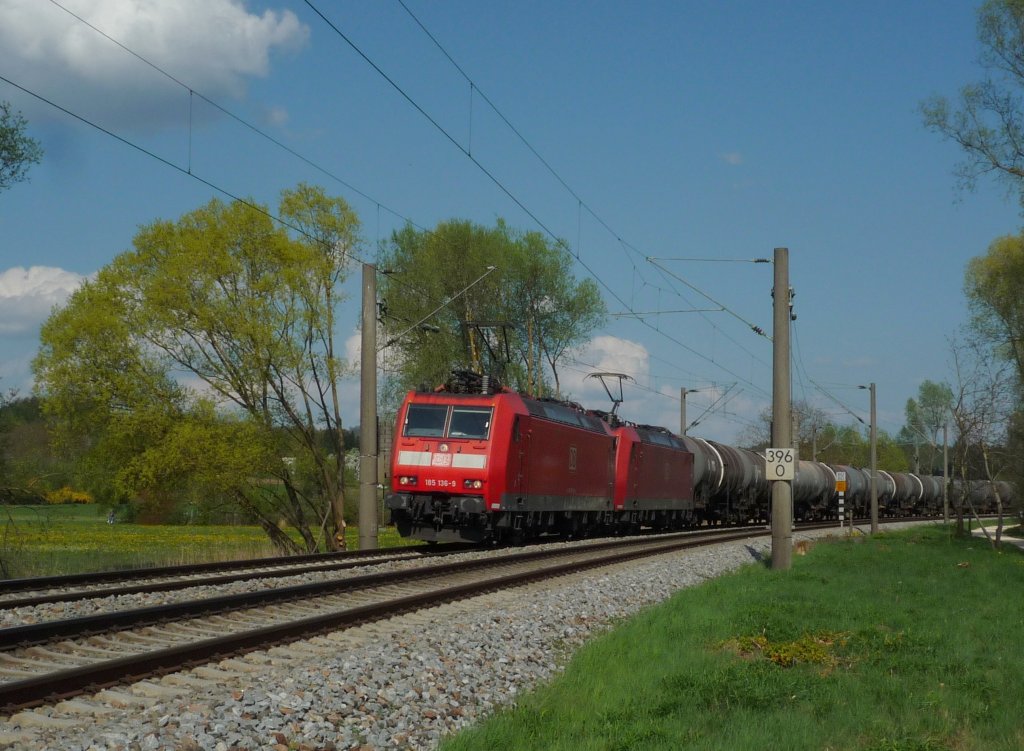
[680,387,687,436]
[943,421,949,525]
[680,387,697,435]
[857,382,878,534]
[868,382,878,535]
[771,247,792,570]
[359,263,379,550]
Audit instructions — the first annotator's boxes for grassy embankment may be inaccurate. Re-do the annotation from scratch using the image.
[0,504,418,578]
[443,525,1024,751]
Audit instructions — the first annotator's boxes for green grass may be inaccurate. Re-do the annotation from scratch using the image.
[442,526,1024,751]
[0,504,419,578]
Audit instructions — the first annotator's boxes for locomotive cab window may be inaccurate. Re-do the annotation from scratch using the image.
[448,407,492,439]
[403,403,493,440]
[404,404,448,437]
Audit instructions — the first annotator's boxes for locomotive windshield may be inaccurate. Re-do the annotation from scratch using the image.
[448,407,491,439]
[403,403,493,440]
[404,404,448,437]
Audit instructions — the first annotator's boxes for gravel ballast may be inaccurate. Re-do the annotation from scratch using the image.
[0,525,922,750]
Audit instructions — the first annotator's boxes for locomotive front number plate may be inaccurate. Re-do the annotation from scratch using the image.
[765,447,795,481]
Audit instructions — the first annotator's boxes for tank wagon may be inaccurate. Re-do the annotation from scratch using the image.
[386,371,1013,544]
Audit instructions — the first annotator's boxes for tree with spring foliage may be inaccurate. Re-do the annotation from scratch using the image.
[959,235,1024,518]
[897,380,954,474]
[964,233,1024,389]
[948,334,1016,545]
[499,226,605,398]
[378,219,605,405]
[0,101,42,193]
[34,185,360,552]
[739,400,907,470]
[922,0,1024,207]
[921,0,1024,502]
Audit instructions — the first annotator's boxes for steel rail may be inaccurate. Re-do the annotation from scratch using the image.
[0,518,937,609]
[0,548,452,609]
[0,528,769,711]
[0,544,472,595]
[0,529,746,648]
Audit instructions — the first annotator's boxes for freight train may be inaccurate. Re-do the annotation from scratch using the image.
[385,371,1013,543]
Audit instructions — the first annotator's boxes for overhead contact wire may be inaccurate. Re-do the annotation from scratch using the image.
[45,0,425,234]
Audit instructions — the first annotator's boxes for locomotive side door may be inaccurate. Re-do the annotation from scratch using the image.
[609,438,617,501]
[510,415,529,500]
[632,442,642,500]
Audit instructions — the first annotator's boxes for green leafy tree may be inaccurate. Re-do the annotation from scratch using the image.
[0,101,42,192]
[378,219,605,404]
[739,401,907,471]
[964,234,1024,388]
[920,0,1024,503]
[497,224,605,397]
[34,185,360,552]
[0,387,16,500]
[0,394,62,504]
[922,0,1024,205]
[378,220,505,403]
[898,380,954,473]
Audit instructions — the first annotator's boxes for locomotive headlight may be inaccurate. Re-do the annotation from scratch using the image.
[463,479,484,490]
[399,475,418,486]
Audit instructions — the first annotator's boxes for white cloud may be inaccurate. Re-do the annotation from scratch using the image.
[265,106,290,127]
[559,335,766,443]
[1,0,308,130]
[561,335,651,405]
[0,266,89,334]
[345,330,362,368]
[581,335,651,379]
[720,152,743,166]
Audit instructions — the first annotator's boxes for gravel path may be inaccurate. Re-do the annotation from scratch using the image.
[0,524,919,750]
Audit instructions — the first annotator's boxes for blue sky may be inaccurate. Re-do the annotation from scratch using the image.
[1,0,1021,445]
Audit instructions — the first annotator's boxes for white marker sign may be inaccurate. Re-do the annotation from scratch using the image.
[765,447,795,480]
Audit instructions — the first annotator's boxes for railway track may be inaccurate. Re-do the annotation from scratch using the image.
[0,517,930,615]
[0,521,794,611]
[0,517,939,714]
[0,543,473,609]
[0,526,777,712]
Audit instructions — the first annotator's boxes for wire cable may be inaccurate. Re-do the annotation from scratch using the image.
[393,0,778,355]
[307,0,771,396]
[646,257,771,340]
[45,0,427,234]
[37,0,529,323]
[34,0,777,412]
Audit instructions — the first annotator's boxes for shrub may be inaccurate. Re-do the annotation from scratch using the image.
[45,486,95,505]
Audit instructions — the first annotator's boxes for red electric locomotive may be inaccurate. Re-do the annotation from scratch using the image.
[386,371,695,543]
[386,374,614,543]
[607,421,694,525]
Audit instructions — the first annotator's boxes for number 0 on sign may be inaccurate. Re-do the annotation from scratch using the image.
[765,447,795,480]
